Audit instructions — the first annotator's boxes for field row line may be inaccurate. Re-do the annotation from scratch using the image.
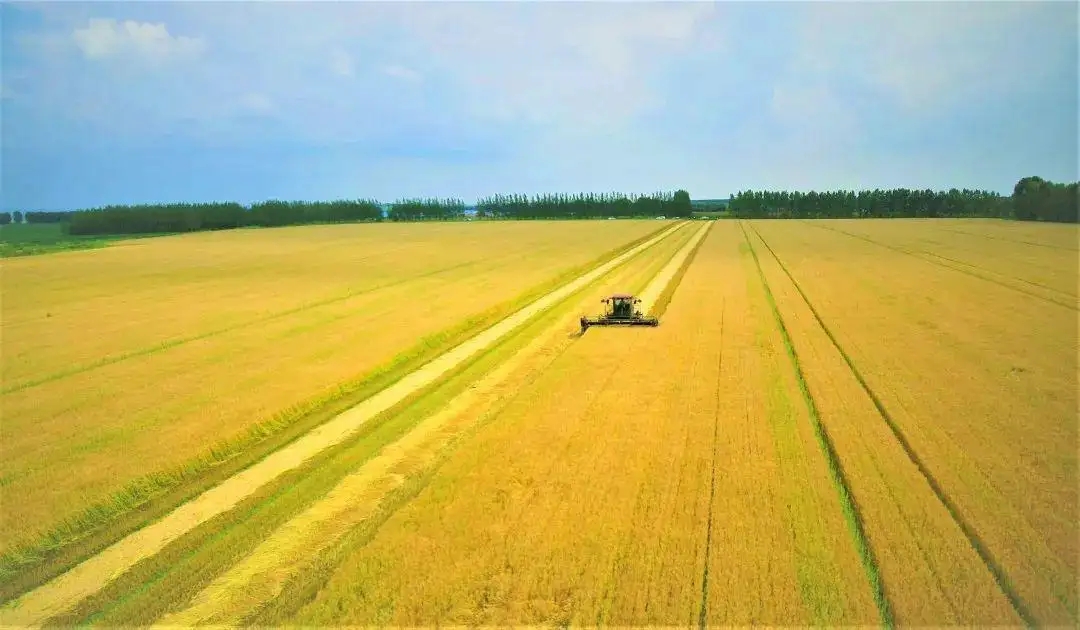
[157,287,592,625]
[0,222,690,627]
[926,226,1078,278]
[934,225,1079,252]
[697,297,724,629]
[1,256,493,395]
[148,221,702,626]
[893,232,1076,298]
[800,221,1078,310]
[746,222,1035,626]
[739,220,893,627]
[0,224,679,602]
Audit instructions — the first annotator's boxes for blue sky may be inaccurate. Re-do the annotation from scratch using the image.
[2,1,1077,211]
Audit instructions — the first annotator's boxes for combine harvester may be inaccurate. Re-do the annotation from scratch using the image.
[578,222,714,334]
[579,294,658,333]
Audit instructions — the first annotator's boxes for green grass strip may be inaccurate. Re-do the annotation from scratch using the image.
[739,220,894,628]
[0,222,676,603]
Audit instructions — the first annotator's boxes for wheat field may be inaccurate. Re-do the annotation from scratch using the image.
[1,218,1075,627]
[0,220,663,556]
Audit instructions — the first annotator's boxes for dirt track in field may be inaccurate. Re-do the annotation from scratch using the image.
[0,223,687,628]
[153,221,711,626]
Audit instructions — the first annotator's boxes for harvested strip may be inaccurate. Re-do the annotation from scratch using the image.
[150,230,683,626]
[287,252,711,625]
[1,221,670,563]
[284,222,877,626]
[745,224,1021,625]
[637,222,711,313]
[58,218,690,628]
[157,323,559,625]
[0,223,687,627]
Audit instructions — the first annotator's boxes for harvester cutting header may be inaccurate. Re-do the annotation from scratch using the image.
[579,294,658,333]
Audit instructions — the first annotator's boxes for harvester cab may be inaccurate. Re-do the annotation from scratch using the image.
[579,294,659,333]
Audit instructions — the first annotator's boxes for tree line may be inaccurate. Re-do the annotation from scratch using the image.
[2,191,692,235]
[476,191,692,219]
[728,187,1010,219]
[1012,177,1079,223]
[56,200,386,235]
[387,198,467,222]
[726,177,1077,222]
[0,211,67,224]
[1,177,1074,235]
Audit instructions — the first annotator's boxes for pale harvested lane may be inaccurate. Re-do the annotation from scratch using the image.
[152,223,700,626]
[638,222,711,313]
[0,222,687,628]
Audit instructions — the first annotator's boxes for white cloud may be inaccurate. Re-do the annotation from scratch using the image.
[12,3,720,147]
[397,2,718,131]
[790,2,1073,114]
[330,50,354,77]
[72,18,206,63]
[240,92,274,115]
[380,64,422,83]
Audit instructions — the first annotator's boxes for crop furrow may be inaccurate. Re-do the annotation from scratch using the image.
[934,226,1078,252]
[748,221,1036,627]
[801,221,1077,310]
[697,298,724,629]
[2,256,513,395]
[0,223,686,627]
[739,221,893,628]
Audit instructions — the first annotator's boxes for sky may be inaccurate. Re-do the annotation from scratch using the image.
[2,1,1077,211]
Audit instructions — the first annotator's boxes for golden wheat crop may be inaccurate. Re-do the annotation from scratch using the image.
[0,220,662,554]
[144,221,694,627]
[933,217,1079,251]
[707,222,878,625]
[4,217,1073,627]
[750,219,1078,625]
[818,218,1078,303]
[743,222,1020,625]
[281,222,877,626]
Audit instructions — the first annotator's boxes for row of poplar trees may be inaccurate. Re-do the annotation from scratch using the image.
[2,179,1075,234]
[726,177,1077,222]
[8,191,693,235]
[0,211,70,225]
[476,191,692,219]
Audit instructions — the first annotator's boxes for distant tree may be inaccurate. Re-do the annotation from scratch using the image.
[727,187,1009,219]
[1011,176,1078,223]
[0,212,10,225]
[1012,176,1046,221]
[25,211,70,223]
[12,211,22,223]
[671,189,692,217]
